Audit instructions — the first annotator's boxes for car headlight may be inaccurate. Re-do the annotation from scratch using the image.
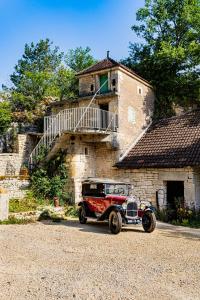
[122,202,127,210]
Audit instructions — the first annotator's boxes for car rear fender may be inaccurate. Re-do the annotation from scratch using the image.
[98,205,125,221]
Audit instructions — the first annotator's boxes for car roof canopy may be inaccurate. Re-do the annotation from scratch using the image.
[82,177,130,185]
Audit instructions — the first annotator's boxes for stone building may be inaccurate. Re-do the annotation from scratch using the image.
[116,110,200,210]
[30,56,155,202]
[29,56,200,210]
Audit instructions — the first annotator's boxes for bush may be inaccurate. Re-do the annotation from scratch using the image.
[30,151,70,204]
[38,207,65,222]
[0,216,35,225]
[156,207,200,228]
[65,206,78,218]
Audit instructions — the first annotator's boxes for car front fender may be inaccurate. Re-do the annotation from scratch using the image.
[98,205,125,221]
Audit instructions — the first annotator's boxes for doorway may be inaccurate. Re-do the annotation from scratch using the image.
[99,74,108,94]
[99,104,109,129]
[167,181,184,209]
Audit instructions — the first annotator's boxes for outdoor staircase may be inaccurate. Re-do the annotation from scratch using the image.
[28,80,118,168]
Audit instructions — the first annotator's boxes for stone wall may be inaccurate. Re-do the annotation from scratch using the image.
[117,70,155,154]
[96,165,197,209]
[0,134,34,176]
[0,191,9,221]
[78,70,118,96]
[0,178,30,199]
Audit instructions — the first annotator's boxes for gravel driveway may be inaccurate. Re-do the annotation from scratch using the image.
[0,220,199,300]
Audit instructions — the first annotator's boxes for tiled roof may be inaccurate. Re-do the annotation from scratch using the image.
[116,110,200,169]
[76,57,150,84]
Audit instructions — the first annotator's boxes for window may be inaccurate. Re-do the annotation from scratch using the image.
[112,79,116,86]
[90,84,94,92]
[137,86,143,95]
[128,106,136,124]
[84,147,89,156]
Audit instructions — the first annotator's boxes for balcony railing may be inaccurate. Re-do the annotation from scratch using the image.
[29,107,118,167]
[44,107,118,133]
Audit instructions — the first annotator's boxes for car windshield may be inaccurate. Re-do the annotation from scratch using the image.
[105,184,130,196]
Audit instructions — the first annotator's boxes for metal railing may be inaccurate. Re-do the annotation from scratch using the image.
[29,107,118,167]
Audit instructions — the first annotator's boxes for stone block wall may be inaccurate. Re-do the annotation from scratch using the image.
[117,70,155,154]
[0,134,34,176]
[0,192,9,221]
[78,70,119,96]
[0,178,30,199]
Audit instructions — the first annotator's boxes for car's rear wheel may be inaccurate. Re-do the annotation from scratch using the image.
[79,206,87,224]
[142,211,156,233]
[109,211,122,234]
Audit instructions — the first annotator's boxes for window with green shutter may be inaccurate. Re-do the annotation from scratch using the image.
[99,74,108,94]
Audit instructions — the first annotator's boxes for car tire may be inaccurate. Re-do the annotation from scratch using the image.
[109,211,122,234]
[142,211,156,233]
[79,206,87,224]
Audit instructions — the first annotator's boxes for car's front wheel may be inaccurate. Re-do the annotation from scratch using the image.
[142,211,156,233]
[109,211,122,234]
[78,206,87,224]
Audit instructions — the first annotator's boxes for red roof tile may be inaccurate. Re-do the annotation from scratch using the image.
[76,58,150,84]
[116,110,200,169]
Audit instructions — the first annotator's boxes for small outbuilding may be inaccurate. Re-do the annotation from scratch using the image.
[116,110,200,210]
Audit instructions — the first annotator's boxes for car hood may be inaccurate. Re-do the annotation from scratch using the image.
[105,195,127,201]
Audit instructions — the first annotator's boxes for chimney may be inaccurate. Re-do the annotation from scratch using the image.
[107,51,110,59]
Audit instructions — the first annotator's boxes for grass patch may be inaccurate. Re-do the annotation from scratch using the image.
[9,191,46,213]
[0,216,35,225]
[65,206,78,218]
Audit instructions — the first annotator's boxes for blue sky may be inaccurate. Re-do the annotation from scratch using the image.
[0,0,144,88]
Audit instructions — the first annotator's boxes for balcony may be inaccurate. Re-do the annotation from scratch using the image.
[44,107,118,134]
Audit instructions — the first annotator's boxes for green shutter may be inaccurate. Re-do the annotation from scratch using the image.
[99,74,108,93]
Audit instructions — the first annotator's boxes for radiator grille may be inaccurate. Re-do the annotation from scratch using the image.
[126,202,138,217]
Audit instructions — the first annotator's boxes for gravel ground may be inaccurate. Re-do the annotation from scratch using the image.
[0,220,200,300]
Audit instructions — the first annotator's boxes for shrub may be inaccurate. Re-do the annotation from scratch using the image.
[30,151,70,203]
[65,206,78,218]
[38,207,65,222]
[156,207,200,228]
[0,216,35,225]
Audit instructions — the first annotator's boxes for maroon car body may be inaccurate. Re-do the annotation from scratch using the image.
[78,178,156,234]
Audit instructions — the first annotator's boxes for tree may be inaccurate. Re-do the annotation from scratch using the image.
[11,39,63,98]
[66,46,97,72]
[122,0,200,118]
[54,66,78,101]
[6,42,97,126]
[0,101,12,135]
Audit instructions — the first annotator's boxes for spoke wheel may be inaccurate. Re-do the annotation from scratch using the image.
[142,211,156,233]
[109,211,122,234]
[79,206,87,224]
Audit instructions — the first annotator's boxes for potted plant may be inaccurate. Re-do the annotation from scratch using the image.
[53,196,60,207]
[20,164,29,176]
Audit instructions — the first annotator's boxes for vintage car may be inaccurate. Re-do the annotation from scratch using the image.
[78,178,156,234]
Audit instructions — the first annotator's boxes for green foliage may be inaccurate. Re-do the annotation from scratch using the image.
[0,101,12,135]
[9,191,45,212]
[65,206,79,218]
[30,151,70,203]
[0,216,35,225]
[156,207,200,228]
[66,46,97,73]
[123,0,200,117]
[38,207,65,222]
[54,66,78,101]
[6,42,96,125]
[31,169,51,198]
[10,39,63,96]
